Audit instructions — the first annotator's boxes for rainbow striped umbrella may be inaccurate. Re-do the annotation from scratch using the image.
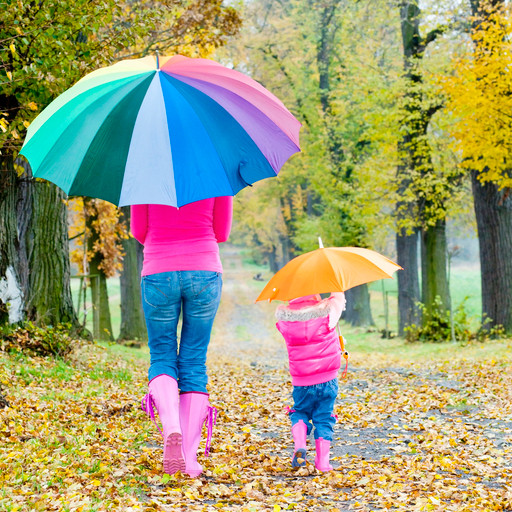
[20,55,301,207]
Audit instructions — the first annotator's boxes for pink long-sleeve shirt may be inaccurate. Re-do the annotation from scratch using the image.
[130,197,233,276]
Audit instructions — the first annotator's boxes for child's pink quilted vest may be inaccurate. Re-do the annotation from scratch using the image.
[276,298,341,386]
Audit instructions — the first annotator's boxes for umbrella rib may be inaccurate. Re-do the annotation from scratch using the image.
[328,249,398,291]
[24,71,153,146]
[166,73,301,156]
[158,72,236,202]
[34,74,154,197]
[163,72,281,171]
[159,73,277,194]
[71,74,156,204]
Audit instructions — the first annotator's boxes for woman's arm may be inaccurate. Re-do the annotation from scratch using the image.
[130,204,148,245]
[212,196,233,243]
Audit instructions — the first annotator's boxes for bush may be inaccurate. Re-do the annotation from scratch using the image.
[404,296,493,343]
[0,322,78,357]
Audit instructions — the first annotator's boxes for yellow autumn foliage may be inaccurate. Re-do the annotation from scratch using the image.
[68,198,129,278]
[441,2,512,190]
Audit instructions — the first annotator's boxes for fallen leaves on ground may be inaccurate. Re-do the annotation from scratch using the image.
[1,340,512,511]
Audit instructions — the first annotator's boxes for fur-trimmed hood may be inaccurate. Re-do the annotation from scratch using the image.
[275,298,332,322]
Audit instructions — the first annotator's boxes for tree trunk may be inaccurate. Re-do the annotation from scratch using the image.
[16,159,32,302]
[471,172,512,332]
[136,238,144,276]
[396,229,421,334]
[279,235,292,269]
[85,202,114,341]
[421,219,449,320]
[0,156,24,324]
[118,206,147,341]
[469,1,511,333]
[1,157,79,328]
[25,179,78,326]
[343,284,374,327]
[396,0,445,334]
[267,249,279,273]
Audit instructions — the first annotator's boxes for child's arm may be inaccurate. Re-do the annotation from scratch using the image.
[328,292,346,329]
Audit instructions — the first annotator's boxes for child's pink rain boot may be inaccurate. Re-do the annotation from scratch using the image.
[141,375,185,475]
[291,420,307,467]
[314,438,333,472]
[179,392,217,478]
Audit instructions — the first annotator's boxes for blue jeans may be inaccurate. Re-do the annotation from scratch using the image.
[141,270,222,393]
[289,378,338,441]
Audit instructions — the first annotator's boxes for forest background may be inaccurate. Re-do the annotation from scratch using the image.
[1,0,512,344]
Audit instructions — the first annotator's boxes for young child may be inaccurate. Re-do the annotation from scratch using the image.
[275,292,346,472]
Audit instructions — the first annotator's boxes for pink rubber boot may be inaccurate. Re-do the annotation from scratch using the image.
[142,375,185,475]
[314,438,333,472]
[179,392,217,478]
[291,420,307,467]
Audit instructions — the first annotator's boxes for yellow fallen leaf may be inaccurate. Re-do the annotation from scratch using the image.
[91,479,101,486]
[273,506,281,512]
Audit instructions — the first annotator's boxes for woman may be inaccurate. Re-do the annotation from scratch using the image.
[131,196,233,477]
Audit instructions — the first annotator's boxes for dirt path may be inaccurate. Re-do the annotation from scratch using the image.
[2,248,511,511]
[195,249,512,510]
[209,248,287,366]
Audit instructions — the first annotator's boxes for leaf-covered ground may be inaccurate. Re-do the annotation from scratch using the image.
[1,250,512,511]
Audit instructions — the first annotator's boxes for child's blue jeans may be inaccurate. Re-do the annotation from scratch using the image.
[141,270,222,393]
[289,378,338,441]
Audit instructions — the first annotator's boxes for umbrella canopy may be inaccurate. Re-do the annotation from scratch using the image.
[256,246,402,303]
[20,55,301,207]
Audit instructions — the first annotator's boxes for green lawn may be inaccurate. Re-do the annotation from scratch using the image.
[69,248,482,345]
[70,277,121,339]
[236,248,483,335]
[368,266,482,333]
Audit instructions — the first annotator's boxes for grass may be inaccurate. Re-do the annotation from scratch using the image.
[226,246,510,364]
[0,342,155,511]
[68,246,495,366]
[1,246,511,511]
[70,277,121,339]
[338,323,512,363]
[368,265,482,334]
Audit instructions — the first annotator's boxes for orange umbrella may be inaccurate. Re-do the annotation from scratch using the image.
[256,243,402,303]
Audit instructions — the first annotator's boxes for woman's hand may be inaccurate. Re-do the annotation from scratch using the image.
[130,204,148,244]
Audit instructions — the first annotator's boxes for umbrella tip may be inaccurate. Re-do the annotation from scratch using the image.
[156,50,160,70]
[318,237,324,249]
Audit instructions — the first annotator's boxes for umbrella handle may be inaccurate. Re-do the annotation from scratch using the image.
[338,325,350,378]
